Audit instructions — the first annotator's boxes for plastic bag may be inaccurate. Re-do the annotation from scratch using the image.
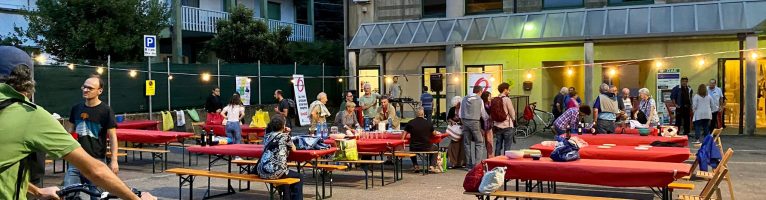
[550,136,580,162]
[250,110,269,128]
[463,163,486,192]
[333,139,359,161]
[186,109,201,122]
[161,111,174,131]
[479,167,506,194]
[291,135,330,150]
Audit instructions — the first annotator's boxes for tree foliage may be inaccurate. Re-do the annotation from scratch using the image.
[207,5,292,64]
[288,40,343,66]
[25,0,169,63]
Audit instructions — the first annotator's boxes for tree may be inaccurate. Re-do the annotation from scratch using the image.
[25,0,169,63]
[288,40,343,66]
[0,27,40,55]
[207,5,292,64]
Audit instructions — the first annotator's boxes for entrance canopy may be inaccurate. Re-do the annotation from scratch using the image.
[349,0,766,50]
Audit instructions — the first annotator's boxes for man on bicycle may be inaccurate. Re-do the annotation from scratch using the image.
[0,46,154,200]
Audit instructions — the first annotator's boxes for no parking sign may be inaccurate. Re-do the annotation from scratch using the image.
[467,73,492,93]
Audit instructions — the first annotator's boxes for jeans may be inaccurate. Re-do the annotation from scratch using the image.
[424,109,433,123]
[461,119,486,169]
[493,127,514,154]
[225,121,243,144]
[694,119,711,141]
[709,111,720,130]
[280,170,303,200]
[63,160,105,200]
[595,120,616,134]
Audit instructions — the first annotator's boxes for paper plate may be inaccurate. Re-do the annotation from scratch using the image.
[635,147,650,150]
[603,144,616,146]
[597,146,612,149]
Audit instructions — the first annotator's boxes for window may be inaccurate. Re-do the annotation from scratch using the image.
[423,0,446,18]
[268,1,281,20]
[608,0,654,6]
[543,0,583,10]
[466,0,502,15]
[182,0,199,7]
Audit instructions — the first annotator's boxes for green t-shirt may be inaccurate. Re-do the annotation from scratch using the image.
[359,93,379,117]
[0,84,80,200]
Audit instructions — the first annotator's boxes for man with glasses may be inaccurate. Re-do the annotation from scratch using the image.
[339,91,355,111]
[65,75,120,196]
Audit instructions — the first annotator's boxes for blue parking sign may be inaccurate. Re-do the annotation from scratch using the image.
[143,35,156,56]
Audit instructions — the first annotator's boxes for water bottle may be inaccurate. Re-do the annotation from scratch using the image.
[207,131,215,146]
[322,123,329,139]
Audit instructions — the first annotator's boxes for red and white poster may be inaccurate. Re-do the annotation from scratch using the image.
[292,75,310,126]
[467,73,492,94]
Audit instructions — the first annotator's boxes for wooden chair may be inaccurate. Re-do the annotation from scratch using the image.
[687,129,725,177]
[695,148,735,200]
[678,168,729,200]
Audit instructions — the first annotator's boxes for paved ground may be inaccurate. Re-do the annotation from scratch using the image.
[40,129,766,200]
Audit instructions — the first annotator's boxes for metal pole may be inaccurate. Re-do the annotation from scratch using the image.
[217,59,221,88]
[738,35,744,134]
[167,58,171,110]
[258,60,262,105]
[322,63,325,92]
[294,62,297,74]
[148,57,153,120]
[107,55,111,106]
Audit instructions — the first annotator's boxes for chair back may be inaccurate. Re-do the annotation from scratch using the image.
[714,148,734,173]
[700,167,729,199]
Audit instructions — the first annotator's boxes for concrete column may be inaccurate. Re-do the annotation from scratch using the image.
[307,0,314,25]
[260,0,268,18]
[348,51,358,90]
[172,0,183,64]
[446,45,464,104]
[446,0,465,18]
[745,34,758,135]
[584,41,594,104]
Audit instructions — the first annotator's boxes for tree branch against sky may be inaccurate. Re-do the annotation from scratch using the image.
[207,5,292,64]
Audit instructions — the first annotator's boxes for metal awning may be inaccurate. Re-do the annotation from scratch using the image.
[349,0,766,49]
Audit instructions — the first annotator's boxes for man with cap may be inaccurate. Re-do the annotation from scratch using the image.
[0,46,153,200]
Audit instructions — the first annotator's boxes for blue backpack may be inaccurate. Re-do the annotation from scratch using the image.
[550,136,581,162]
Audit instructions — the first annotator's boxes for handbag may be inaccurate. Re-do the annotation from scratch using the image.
[161,111,174,131]
[462,163,486,192]
[333,139,359,161]
[550,136,580,162]
[446,124,462,141]
[479,166,506,194]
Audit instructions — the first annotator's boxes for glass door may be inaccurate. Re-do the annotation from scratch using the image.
[721,58,766,128]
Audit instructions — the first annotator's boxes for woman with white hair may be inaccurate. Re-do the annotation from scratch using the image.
[634,88,659,128]
[552,87,569,119]
[446,96,465,169]
[309,92,331,135]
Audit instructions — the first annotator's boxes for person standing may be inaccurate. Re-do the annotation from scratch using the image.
[221,93,245,148]
[635,88,659,127]
[388,76,402,99]
[205,87,223,113]
[566,91,580,109]
[480,91,494,157]
[339,91,355,111]
[65,75,121,196]
[565,87,582,107]
[359,83,380,128]
[671,77,694,135]
[707,79,724,130]
[401,108,440,172]
[592,83,621,133]
[493,83,516,154]
[621,88,633,120]
[446,96,465,169]
[373,96,400,130]
[552,87,568,119]
[273,89,293,128]
[693,84,716,143]
[309,92,331,134]
[460,86,489,169]
[420,86,434,122]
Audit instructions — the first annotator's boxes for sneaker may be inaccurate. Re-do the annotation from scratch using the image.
[693,140,701,144]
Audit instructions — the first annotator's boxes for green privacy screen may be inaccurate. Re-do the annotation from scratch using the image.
[34,62,345,117]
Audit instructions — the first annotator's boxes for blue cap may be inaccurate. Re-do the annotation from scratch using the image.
[0,46,33,76]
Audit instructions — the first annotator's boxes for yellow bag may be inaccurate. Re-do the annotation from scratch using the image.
[161,111,174,131]
[333,139,359,161]
[250,110,269,128]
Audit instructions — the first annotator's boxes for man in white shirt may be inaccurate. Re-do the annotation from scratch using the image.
[707,79,724,129]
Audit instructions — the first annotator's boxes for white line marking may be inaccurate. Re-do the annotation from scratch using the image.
[728,161,766,165]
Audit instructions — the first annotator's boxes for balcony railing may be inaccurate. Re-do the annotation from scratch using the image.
[181,6,314,42]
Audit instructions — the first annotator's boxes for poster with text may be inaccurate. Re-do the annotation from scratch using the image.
[293,75,311,126]
[236,76,251,105]
[656,68,680,121]
[467,73,492,94]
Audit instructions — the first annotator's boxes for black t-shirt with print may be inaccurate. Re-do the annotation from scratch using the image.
[69,102,117,159]
[404,117,434,149]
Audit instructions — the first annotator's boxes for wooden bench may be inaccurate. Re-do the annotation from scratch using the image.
[464,191,629,200]
[232,159,346,198]
[399,151,440,175]
[166,168,299,200]
[119,147,170,173]
[319,159,386,189]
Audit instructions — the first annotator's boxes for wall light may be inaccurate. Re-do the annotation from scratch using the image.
[526,72,532,80]
[452,76,459,83]
[697,59,705,67]
[490,77,496,82]
[385,76,393,83]
[34,54,46,63]
[524,24,534,31]
[168,75,174,80]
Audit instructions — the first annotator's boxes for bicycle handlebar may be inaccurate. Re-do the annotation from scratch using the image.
[57,184,141,200]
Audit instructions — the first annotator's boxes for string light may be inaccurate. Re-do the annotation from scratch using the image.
[168,75,174,80]
[201,73,211,81]
[67,63,75,70]
[608,68,617,77]
[34,54,46,63]
[751,52,759,60]
[452,76,459,83]
[697,59,705,67]
[654,61,663,69]
[129,70,137,78]
[96,67,104,74]
[567,68,574,76]
[490,77,495,82]
[338,78,343,82]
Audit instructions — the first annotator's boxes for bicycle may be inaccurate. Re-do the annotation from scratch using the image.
[514,102,555,138]
[57,184,147,200]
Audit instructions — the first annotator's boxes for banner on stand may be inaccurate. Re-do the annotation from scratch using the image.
[656,68,681,123]
[236,76,251,105]
[293,75,310,126]
[467,73,492,93]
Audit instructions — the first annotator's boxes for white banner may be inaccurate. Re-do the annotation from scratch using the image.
[467,73,492,93]
[656,68,681,122]
[236,76,251,105]
[293,75,311,126]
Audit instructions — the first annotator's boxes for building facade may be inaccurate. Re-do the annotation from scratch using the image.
[345,0,766,135]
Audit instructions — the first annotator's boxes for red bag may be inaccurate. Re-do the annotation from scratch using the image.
[489,96,509,123]
[463,162,486,192]
[523,105,534,121]
[206,113,224,125]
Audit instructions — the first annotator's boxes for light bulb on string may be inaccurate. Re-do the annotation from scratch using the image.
[697,59,705,67]
[129,70,137,78]
[201,73,211,81]
[96,67,104,74]
[654,61,663,69]
[751,52,759,60]
[67,63,75,70]
[567,68,574,76]
[608,68,617,77]
[168,75,174,80]
[338,78,343,83]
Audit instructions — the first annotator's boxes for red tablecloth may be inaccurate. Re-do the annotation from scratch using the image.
[614,127,659,136]
[187,144,337,163]
[202,124,265,137]
[530,144,690,163]
[483,156,690,187]
[565,134,688,147]
[116,129,194,144]
[116,120,159,130]
[378,133,449,144]
[324,139,406,152]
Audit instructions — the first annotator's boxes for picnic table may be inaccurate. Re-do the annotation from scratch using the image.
[324,138,408,180]
[565,134,688,147]
[116,129,193,144]
[377,132,449,145]
[614,127,659,136]
[202,124,265,137]
[116,120,159,130]
[483,156,690,200]
[530,144,690,163]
